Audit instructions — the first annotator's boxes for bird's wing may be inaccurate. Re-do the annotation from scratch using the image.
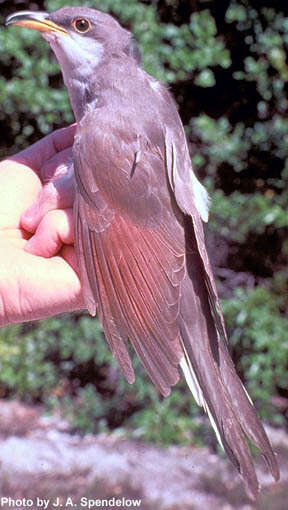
[73,122,185,396]
[163,125,279,496]
[73,113,279,498]
[164,124,227,340]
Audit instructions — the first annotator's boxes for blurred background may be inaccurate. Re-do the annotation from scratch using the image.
[0,0,288,508]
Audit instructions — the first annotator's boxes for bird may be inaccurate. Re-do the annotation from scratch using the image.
[6,7,279,499]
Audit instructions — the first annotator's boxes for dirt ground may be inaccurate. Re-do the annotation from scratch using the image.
[0,400,287,510]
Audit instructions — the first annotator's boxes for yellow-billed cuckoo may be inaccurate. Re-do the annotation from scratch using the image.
[6,7,279,498]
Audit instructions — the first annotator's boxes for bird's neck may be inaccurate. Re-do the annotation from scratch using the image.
[62,57,137,122]
[64,74,98,122]
[56,54,107,122]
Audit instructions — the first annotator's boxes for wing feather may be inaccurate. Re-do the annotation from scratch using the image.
[76,181,183,394]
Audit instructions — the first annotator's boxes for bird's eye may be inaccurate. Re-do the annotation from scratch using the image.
[72,18,91,33]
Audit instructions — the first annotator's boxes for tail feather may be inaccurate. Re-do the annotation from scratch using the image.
[180,317,260,500]
[217,336,279,481]
[180,223,279,500]
[180,353,224,449]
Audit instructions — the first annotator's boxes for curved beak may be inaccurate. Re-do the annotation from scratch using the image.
[5,11,68,35]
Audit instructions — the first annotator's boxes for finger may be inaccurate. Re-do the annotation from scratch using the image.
[24,209,74,257]
[0,247,84,327]
[0,161,42,228]
[41,147,73,182]
[21,170,75,233]
[0,228,30,240]
[0,125,76,227]
[7,124,76,174]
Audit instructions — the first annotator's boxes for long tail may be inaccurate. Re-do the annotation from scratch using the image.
[180,219,279,500]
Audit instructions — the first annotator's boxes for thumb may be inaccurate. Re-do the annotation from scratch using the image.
[21,169,75,233]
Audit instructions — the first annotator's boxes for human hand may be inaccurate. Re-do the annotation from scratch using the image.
[0,125,85,327]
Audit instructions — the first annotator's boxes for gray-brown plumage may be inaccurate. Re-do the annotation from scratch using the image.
[6,7,279,499]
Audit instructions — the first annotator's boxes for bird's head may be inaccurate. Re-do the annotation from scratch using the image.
[6,7,140,71]
[6,7,140,119]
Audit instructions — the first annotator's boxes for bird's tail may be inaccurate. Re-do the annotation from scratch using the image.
[180,220,279,500]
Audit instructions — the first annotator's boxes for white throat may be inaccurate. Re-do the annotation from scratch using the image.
[43,31,103,121]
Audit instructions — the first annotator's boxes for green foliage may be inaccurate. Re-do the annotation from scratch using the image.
[1,0,288,442]
[160,10,231,84]
[130,388,203,446]
[222,285,288,424]
[0,315,203,445]
[0,316,105,401]
[191,114,288,242]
